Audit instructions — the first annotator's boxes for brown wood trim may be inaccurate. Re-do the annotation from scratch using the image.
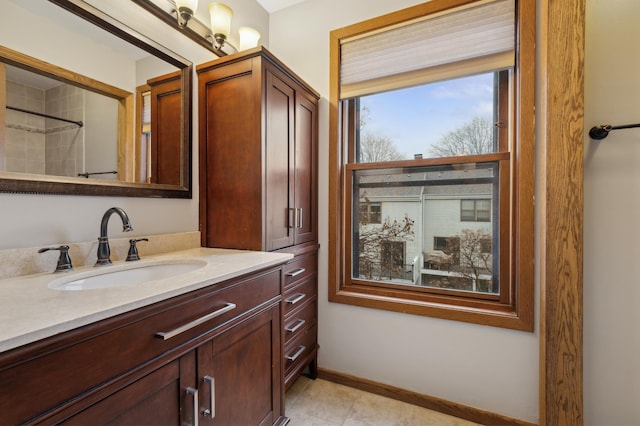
[117,93,135,182]
[0,46,130,99]
[317,368,536,426]
[539,0,585,424]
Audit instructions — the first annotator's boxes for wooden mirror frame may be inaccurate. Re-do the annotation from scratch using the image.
[0,0,192,198]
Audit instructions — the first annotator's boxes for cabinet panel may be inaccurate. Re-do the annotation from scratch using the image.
[197,305,282,426]
[200,59,263,250]
[62,354,194,425]
[265,70,295,251]
[293,92,317,245]
[149,71,182,186]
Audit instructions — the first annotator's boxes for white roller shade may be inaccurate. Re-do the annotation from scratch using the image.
[142,91,151,134]
[340,0,515,98]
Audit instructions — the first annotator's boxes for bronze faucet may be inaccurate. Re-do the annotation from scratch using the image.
[96,207,133,266]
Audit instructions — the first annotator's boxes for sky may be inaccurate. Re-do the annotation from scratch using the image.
[360,73,495,159]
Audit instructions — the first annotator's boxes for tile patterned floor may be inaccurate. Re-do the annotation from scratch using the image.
[285,376,480,426]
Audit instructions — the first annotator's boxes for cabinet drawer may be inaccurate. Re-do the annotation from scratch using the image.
[283,275,316,317]
[283,252,317,289]
[284,324,318,375]
[0,267,281,425]
[284,297,317,345]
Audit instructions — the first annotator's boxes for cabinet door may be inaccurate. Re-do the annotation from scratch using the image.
[197,304,283,426]
[293,92,318,245]
[149,71,183,186]
[265,70,295,251]
[63,352,197,425]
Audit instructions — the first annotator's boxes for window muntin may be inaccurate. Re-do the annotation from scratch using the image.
[329,0,535,331]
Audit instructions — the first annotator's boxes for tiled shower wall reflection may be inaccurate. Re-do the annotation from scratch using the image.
[45,84,84,177]
[4,80,84,177]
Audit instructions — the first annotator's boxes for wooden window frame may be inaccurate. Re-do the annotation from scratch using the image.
[328,0,535,331]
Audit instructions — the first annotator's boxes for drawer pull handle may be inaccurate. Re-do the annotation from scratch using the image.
[286,345,306,362]
[203,375,215,418]
[186,387,198,426]
[287,268,306,277]
[155,303,237,340]
[285,319,306,333]
[285,293,306,305]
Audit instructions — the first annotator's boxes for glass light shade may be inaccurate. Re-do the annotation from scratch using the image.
[239,27,261,50]
[175,0,198,13]
[209,3,233,37]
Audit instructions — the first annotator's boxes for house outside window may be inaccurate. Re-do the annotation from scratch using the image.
[329,0,535,331]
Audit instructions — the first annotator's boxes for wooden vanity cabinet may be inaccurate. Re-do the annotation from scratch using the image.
[0,266,287,425]
[197,47,320,394]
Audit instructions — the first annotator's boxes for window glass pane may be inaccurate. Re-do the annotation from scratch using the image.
[356,72,501,163]
[353,162,499,294]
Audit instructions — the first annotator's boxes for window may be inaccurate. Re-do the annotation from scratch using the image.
[329,0,535,331]
[461,199,491,222]
[359,202,381,224]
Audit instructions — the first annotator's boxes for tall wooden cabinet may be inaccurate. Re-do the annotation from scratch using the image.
[197,47,319,392]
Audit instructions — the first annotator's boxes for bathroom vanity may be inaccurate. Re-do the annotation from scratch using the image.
[0,248,292,425]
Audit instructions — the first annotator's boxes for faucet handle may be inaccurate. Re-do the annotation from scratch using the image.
[38,245,73,272]
[126,238,149,261]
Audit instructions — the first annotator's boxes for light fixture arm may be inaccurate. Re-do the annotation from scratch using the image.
[176,6,194,28]
[208,33,238,53]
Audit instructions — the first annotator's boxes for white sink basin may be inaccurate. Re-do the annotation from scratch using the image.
[49,260,207,291]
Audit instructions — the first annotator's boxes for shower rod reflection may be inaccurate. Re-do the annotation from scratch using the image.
[589,122,640,140]
[6,105,83,128]
[78,171,117,178]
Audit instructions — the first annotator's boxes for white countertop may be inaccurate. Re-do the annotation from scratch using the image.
[0,248,293,353]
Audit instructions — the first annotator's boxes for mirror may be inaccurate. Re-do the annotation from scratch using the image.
[0,0,192,197]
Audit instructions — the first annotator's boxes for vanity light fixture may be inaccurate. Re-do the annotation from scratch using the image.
[208,3,261,53]
[132,0,260,57]
[175,0,198,27]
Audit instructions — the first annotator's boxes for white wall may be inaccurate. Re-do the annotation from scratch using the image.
[268,0,539,422]
[583,1,640,424]
[0,0,268,251]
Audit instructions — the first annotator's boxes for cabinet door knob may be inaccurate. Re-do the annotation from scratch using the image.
[297,208,303,229]
[288,208,296,228]
[186,387,198,426]
[203,375,215,419]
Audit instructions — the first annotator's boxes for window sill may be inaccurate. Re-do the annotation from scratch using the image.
[329,283,534,331]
